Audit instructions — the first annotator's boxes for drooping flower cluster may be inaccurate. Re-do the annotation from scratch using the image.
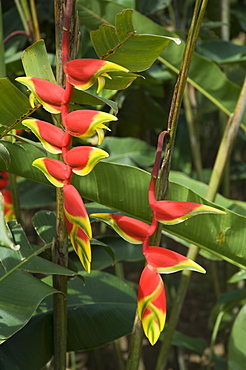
[16,59,130,273]
[16,55,225,345]
[91,131,225,345]
[0,171,15,222]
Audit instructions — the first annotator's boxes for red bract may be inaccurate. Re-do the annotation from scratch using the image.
[64,58,129,92]
[22,119,71,154]
[151,200,225,225]
[16,77,65,113]
[64,110,117,145]
[2,189,15,222]
[90,213,152,244]
[63,184,92,239]
[0,171,9,190]
[65,216,91,273]
[138,266,166,346]
[64,146,109,176]
[32,158,72,187]
[144,246,206,274]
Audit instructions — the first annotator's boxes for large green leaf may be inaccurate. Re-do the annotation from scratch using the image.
[0,269,57,342]
[0,221,75,340]
[0,271,136,369]
[0,140,245,269]
[0,78,33,136]
[99,136,156,167]
[228,305,246,370]
[21,40,56,83]
[90,9,180,71]
[76,0,245,121]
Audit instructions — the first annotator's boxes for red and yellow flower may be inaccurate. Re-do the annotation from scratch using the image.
[16,77,66,113]
[64,146,109,176]
[90,213,152,244]
[64,58,129,93]
[138,266,166,346]
[64,110,117,145]
[151,200,225,225]
[22,118,71,154]
[32,158,72,187]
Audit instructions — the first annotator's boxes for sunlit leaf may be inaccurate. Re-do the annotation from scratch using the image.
[0,140,246,269]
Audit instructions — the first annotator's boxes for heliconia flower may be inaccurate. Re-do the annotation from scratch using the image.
[64,110,117,145]
[32,158,72,187]
[63,184,92,239]
[138,266,166,346]
[90,213,152,244]
[0,171,9,190]
[64,146,109,176]
[151,200,225,225]
[2,189,15,222]
[144,246,206,274]
[22,118,71,154]
[16,77,65,113]
[64,58,129,93]
[65,216,91,273]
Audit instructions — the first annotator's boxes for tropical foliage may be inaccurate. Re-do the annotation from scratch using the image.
[0,0,246,369]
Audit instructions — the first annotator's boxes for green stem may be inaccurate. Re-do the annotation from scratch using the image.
[154,1,209,369]
[221,0,230,41]
[54,0,65,86]
[183,85,203,181]
[206,77,246,201]
[30,0,40,41]
[14,0,30,36]
[52,1,74,368]
[158,0,205,201]
[126,312,144,370]
[208,311,224,369]
[52,186,68,370]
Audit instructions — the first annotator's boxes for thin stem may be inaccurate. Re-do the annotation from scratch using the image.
[208,311,224,369]
[158,55,232,117]
[54,0,64,86]
[14,0,30,36]
[30,0,40,41]
[52,1,75,369]
[62,0,75,66]
[20,0,34,41]
[206,76,246,201]
[221,0,230,41]
[158,0,205,201]
[126,312,145,370]
[154,1,209,369]
[183,85,203,181]
[4,30,28,44]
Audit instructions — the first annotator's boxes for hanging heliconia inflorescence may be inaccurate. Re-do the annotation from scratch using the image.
[16,14,225,346]
[91,131,225,345]
[16,58,129,274]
